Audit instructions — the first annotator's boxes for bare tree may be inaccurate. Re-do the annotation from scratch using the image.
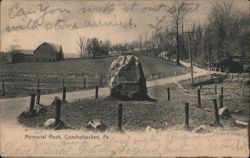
[6,44,21,62]
[77,36,86,58]
[139,36,143,54]
[167,0,199,64]
[149,0,198,64]
[207,0,249,60]
[204,25,212,67]
[144,33,149,53]
[104,40,111,54]
[151,31,157,54]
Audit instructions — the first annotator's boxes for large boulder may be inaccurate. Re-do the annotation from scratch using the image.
[108,55,148,100]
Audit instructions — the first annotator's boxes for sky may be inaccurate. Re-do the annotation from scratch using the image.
[1,0,249,55]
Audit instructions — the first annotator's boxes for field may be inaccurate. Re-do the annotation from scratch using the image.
[0,55,188,98]
[18,79,249,131]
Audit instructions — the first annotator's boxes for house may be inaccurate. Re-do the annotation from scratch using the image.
[211,57,243,73]
[33,42,64,62]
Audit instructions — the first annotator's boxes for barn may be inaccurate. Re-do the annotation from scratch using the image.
[11,50,34,63]
[33,42,64,62]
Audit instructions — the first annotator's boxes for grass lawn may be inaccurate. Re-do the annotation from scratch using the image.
[18,82,247,131]
[0,55,188,98]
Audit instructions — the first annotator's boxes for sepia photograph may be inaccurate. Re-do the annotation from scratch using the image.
[0,0,249,157]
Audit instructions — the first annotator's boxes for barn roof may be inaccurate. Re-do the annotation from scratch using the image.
[34,42,62,53]
[13,49,33,55]
[45,42,61,52]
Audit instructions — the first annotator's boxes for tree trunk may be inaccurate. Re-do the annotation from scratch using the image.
[139,37,142,54]
[176,24,180,65]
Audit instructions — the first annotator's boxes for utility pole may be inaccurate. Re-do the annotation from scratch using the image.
[207,27,212,70]
[185,31,195,85]
[249,0,250,17]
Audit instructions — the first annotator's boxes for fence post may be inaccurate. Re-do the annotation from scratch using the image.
[219,94,223,108]
[83,78,86,88]
[37,79,40,90]
[29,92,36,113]
[55,97,62,124]
[197,89,201,108]
[118,104,123,131]
[95,86,99,99]
[36,89,41,105]
[221,86,223,95]
[62,78,65,87]
[62,87,66,102]
[242,86,245,97]
[215,85,217,94]
[212,99,221,126]
[184,102,190,129]
[1,80,5,96]
[100,76,103,87]
[167,87,170,101]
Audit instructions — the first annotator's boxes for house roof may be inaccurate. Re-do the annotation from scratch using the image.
[34,42,62,53]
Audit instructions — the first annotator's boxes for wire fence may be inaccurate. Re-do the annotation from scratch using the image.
[0,70,186,98]
[0,72,108,97]
[1,69,249,98]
